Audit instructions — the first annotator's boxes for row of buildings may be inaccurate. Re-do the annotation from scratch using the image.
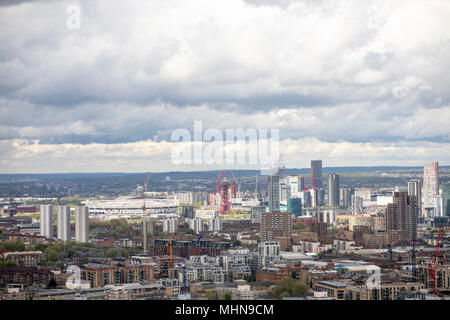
[39,205,89,242]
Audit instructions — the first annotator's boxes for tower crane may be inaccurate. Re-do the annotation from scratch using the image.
[231,170,241,194]
[142,199,148,255]
[144,173,151,193]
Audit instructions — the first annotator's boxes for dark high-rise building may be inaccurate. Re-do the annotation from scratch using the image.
[260,211,292,241]
[386,192,418,242]
[299,176,305,191]
[311,160,323,189]
[181,205,195,219]
[287,198,302,217]
[301,189,311,208]
[268,174,280,212]
[441,183,450,216]
[310,221,328,242]
[328,174,340,207]
[340,187,354,208]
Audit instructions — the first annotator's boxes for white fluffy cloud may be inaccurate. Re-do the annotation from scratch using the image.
[0,0,450,172]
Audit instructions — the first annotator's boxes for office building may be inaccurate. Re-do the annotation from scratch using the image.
[57,205,71,241]
[300,189,312,208]
[328,174,340,207]
[340,188,354,208]
[423,162,439,216]
[434,195,445,217]
[260,211,292,242]
[311,160,323,188]
[287,198,302,217]
[408,179,422,209]
[311,188,324,207]
[39,204,53,238]
[75,206,89,243]
[442,183,450,216]
[268,174,280,212]
[386,192,418,242]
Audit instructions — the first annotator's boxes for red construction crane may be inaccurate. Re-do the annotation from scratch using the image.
[428,224,442,295]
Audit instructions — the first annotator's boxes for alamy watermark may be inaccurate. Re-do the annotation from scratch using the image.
[170,121,280,174]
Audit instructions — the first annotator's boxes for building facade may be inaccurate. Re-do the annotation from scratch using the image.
[328,174,340,207]
[260,211,292,242]
[311,160,323,189]
[268,174,280,212]
[423,162,439,217]
[385,192,418,242]
[75,206,89,243]
[39,204,53,238]
[57,205,71,241]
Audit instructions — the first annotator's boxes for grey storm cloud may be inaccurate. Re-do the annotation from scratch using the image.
[0,0,450,172]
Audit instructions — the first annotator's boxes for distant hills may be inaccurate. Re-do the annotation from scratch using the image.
[1,165,449,181]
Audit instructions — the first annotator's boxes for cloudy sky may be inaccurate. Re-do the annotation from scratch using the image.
[1,0,450,173]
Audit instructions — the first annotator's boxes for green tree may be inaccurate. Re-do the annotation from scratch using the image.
[0,261,17,267]
[206,291,217,300]
[292,222,308,231]
[223,291,232,300]
[185,229,194,235]
[34,243,49,251]
[233,239,242,247]
[273,277,308,299]
[1,241,26,252]
[45,248,59,261]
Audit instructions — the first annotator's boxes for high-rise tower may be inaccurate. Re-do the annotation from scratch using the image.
[311,160,323,189]
[268,174,280,212]
[386,192,418,242]
[57,205,71,241]
[423,162,439,217]
[75,206,89,243]
[328,174,340,207]
[39,204,53,238]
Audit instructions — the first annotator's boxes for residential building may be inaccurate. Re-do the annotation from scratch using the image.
[386,192,418,242]
[75,206,89,243]
[39,204,53,238]
[423,162,439,217]
[57,205,71,241]
[351,195,364,214]
[260,211,292,242]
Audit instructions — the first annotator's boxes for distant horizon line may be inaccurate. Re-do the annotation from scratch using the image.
[1,164,449,175]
